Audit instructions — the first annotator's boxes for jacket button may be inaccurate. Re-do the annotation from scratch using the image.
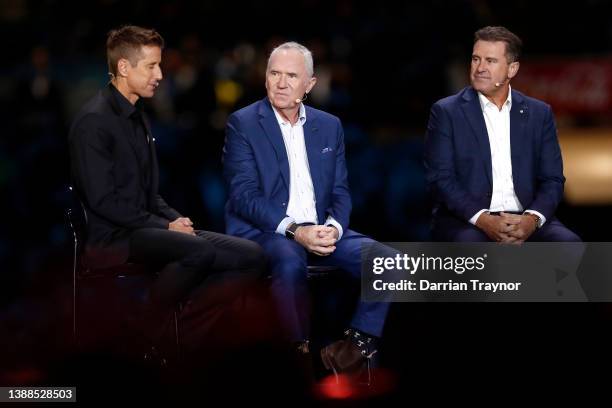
[282,203,286,207]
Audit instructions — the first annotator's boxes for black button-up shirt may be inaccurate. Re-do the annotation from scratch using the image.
[109,84,152,194]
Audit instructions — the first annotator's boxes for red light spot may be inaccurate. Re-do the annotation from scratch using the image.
[314,368,398,400]
[318,373,355,399]
[0,367,46,384]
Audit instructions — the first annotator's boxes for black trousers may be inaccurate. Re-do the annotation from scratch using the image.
[128,228,266,308]
[127,228,266,353]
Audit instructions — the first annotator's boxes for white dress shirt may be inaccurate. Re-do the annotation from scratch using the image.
[469,87,545,226]
[272,103,344,238]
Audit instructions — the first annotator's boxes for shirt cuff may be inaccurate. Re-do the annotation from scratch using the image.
[469,209,489,225]
[325,216,344,240]
[276,216,295,236]
[524,210,546,227]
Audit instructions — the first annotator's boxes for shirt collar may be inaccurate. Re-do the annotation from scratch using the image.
[478,85,512,111]
[109,83,141,119]
[271,102,307,127]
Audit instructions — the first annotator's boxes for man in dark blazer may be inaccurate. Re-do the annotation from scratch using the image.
[425,26,580,243]
[69,25,265,348]
[223,42,394,378]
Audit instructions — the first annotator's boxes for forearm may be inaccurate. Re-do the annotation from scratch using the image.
[425,104,483,221]
[154,194,182,220]
[227,190,287,233]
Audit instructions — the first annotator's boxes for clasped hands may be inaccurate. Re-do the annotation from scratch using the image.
[169,217,195,235]
[476,212,537,244]
[295,225,339,256]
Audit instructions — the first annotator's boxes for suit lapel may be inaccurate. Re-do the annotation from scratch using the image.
[510,89,528,188]
[461,87,492,186]
[259,100,290,189]
[303,111,322,201]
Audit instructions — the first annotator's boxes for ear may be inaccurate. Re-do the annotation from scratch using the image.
[117,58,130,78]
[508,61,520,80]
[306,76,317,93]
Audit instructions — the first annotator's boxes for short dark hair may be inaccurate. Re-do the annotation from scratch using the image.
[474,26,522,63]
[106,25,164,76]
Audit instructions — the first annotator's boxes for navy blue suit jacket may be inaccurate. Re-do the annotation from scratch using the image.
[424,86,565,225]
[223,98,352,239]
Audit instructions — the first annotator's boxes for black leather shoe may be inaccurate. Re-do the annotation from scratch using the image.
[320,329,378,385]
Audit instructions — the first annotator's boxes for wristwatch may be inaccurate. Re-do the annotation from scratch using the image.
[285,222,299,240]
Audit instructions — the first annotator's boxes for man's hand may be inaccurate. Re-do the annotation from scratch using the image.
[500,212,537,243]
[294,225,337,256]
[318,225,339,240]
[169,217,195,235]
[475,212,521,243]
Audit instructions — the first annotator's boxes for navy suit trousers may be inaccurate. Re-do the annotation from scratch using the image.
[253,229,392,341]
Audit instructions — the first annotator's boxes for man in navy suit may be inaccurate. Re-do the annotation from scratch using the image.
[223,42,391,376]
[425,26,580,243]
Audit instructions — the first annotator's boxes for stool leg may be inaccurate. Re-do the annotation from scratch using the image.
[72,242,78,345]
[174,309,180,360]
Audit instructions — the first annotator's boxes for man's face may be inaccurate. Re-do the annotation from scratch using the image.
[124,45,163,99]
[470,40,518,96]
[265,49,315,111]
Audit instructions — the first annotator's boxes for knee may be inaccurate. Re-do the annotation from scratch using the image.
[240,241,268,274]
[453,228,489,242]
[539,224,582,242]
[180,241,216,269]
[564,230,582,243]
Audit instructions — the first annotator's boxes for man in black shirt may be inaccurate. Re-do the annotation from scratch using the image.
[68,25,265,351]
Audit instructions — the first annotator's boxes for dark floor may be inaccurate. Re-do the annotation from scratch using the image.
[1,203,610,405]
[2,269,612,405]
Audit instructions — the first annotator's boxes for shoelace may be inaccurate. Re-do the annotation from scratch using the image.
[344,328,377,358]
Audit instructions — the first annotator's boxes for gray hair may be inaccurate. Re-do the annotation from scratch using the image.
[267,41,314,77]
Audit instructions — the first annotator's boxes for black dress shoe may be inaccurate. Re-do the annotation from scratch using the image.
[320,328,378,385]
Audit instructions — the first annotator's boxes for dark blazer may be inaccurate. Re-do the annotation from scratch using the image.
[424,86,565,226]
[69,84,181,268]
[223,98,352,239]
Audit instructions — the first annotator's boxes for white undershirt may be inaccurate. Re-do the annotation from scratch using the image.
[272,104,344,238]
[470,87,545,227]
